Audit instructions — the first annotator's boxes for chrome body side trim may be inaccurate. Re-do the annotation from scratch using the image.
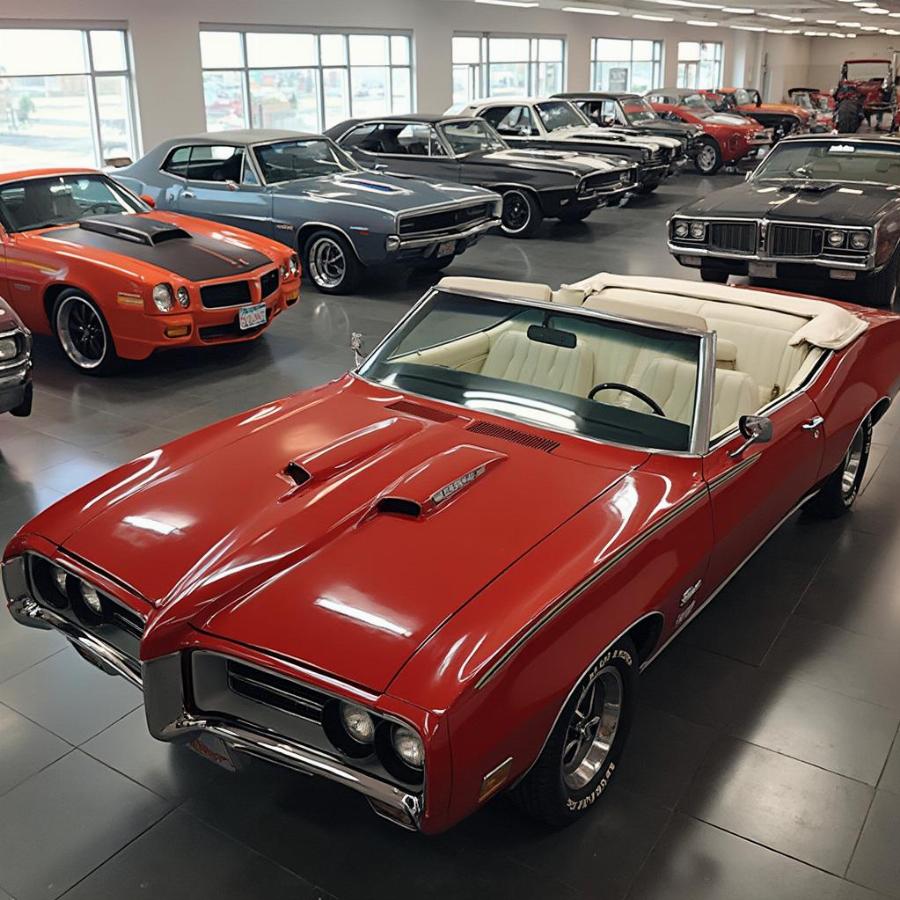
[474,489,708,690]
[706,453,761,491]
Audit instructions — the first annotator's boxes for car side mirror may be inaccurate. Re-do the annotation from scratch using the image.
[517,125,532,136]
[225,180,239,191]
[351,332,367,366]
[729,414,773,458]
[140,194,156,208]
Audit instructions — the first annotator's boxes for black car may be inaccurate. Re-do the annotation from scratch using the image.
[0,296,32,418]
[326,115,637,238]
[668,133,900,307]
[553,92,703,162]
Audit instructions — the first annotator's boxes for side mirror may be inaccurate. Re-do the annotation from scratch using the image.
[139,193,156,208]
[351,332,367,366]
[729,414,773,458]
[518,125,532,136]
[225,180,239,191]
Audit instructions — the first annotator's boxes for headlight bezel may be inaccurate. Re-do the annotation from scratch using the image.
[689,221,707,240]
[826,229,846,248]
[152,283,175,313]
[0,336,18,362]
[176,286,190,308]
[673,219,691,239]
[849,230,871,250]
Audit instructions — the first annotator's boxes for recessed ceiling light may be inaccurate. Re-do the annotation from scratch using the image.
[730,23,765,29]
[889,11,900,15]
[687,18,719,24]
[648,0,723,7]
[633,12,675,19]
[782,27,800,32]
[766,27,784,32]
[817,18,836,23]
[836,20,862,25]
[561,5,620,12]
[721,4,754,10]
[474,0,539,6]
[829,31,846,36]
[860,23,880,28]
[863,6,890,12]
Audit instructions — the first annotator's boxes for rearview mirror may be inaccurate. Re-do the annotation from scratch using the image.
[140,194,156,208]
[729,414,773,458]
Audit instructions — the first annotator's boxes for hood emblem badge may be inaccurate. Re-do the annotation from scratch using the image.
[430,465,487,508]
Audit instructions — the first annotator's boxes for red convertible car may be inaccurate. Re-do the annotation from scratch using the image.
[645,88,772,174]
[4,273,899,833]
[0,169,300,374]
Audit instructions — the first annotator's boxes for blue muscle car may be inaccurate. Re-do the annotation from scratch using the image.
[113,130,502,294]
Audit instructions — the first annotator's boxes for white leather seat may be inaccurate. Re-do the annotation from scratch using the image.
[480,330,594,396]
[633,358,698,425]
[712,369,759,435]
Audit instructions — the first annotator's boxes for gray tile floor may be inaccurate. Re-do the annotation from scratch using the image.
[0,173,898,900]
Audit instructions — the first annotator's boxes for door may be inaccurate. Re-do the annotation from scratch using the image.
[170,145,273,238]
[342,123,460,183]
[702,392,825,592]
[480,105,539,150]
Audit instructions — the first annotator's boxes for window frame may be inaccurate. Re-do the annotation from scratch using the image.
[589,38,664,94]
[0,24,139,167]
[451,32,568,105]
[199,26,415,133]
[676,41,724,91]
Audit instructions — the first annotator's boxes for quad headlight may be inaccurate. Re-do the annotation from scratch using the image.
[673,219,690,238]
[0,337,17,361]
[391,726,425,769]
[340,703,376,745]
[176,286,190,308]
[53,566,69,596]
[80,582,103,615]
[152,283,174,312]
[850,231,871,250]
[689,221,706,240]
[826,230,845,248]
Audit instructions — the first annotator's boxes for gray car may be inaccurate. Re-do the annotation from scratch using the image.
[114,129,502,294]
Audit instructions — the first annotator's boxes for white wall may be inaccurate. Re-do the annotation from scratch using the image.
[0,0,811,153]
[806,35,896,93]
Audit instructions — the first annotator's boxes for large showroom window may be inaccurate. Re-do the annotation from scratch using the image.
[676,41,723,90]
[590,39,663,94]
[199,29,413,132]
[0,27,136,169]
[452,34,566,105]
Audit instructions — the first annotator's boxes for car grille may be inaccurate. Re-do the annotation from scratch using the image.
[200,281,252,309]
[583,170,631,191]
[199,308,271,342]
[770,224,823,258]
[709,222,757,254]
[226,660,326,724]
[260,269,279,299]
[398,203,493,237]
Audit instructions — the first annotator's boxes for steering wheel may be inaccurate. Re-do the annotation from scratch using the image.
[81,202,116,215]
[588,382,666,417]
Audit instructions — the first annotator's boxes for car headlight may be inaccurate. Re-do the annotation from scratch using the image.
[689,221,706,240]
[152,283,174,312]
[826,230,845,248]
[385,235,401,252]
[673,220,690,239]
[340,703,375,745]
[289,253,300,277]
[79,581,103,616]
[176,286,190,308]
[850,231,870,250]
[0,337,17,361]
[391,726,424,769]
[53,566,69,595]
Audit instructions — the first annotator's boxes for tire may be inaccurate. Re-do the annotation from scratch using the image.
[510,637,638,827]
[52,289,120,375]
[302,230,362,294]
[837,98,860,134]
[859,249,900,309]
[557,207,593,224]
[700,268,729,284]
[10,382,32,417]
[500,189,543,238]
[694,139,723,175]
[805,416,872,518]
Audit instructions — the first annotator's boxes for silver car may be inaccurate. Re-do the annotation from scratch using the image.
[114,129,501,294]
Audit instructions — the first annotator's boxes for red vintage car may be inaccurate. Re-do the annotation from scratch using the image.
[0,169,301,374]
[704,88,811,138]
[645,88,772,174]
[4,273,899,833]
[835,57,900,133]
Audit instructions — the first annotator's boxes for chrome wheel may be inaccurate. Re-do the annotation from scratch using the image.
[56,295,107,370]
[308,236,347,290]
[502,190,532,235]
[841,426,866,501]
[697,144,718,173]
[561,666,623,791]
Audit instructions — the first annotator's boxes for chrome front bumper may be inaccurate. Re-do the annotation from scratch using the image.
[667,241,876,271]
[3,559,423,831]
[395,217,501,250]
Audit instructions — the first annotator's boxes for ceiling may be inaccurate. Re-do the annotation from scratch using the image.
[443,0,900,39]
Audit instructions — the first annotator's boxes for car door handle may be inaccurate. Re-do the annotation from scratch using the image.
[181,190,195,199]
[802,416,824,430]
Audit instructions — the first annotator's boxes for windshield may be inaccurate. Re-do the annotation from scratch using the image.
[441,119,505,155]
[0,174,144,233]
[844,62,890,82]
[622,99,658,123]
[681,93,715,112]
[253,139,359,183]
[360,291,702,452]
[790,92,814,111]
[754,140,900,185]
[535,101,590,132]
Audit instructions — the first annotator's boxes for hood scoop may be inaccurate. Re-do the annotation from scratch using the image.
[779,181,839,194]
[375,444,506,520]
[78,213,191,246]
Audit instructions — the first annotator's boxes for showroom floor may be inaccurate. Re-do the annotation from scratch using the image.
[1,172,899,900]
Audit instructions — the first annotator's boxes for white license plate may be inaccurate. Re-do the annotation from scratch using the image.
[437,240,457,258]
[239,303,267,331]
[749,262,777,278]
[188,733,237,772]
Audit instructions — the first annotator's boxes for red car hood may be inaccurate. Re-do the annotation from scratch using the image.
[56,378,642,691]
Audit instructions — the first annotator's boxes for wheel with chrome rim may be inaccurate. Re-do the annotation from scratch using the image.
[500,189,543,238]
[694,139,723,175]
[53,289,119,375]
[805,415,873,518]
[302,230,361,294]
[511,636,637,826]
